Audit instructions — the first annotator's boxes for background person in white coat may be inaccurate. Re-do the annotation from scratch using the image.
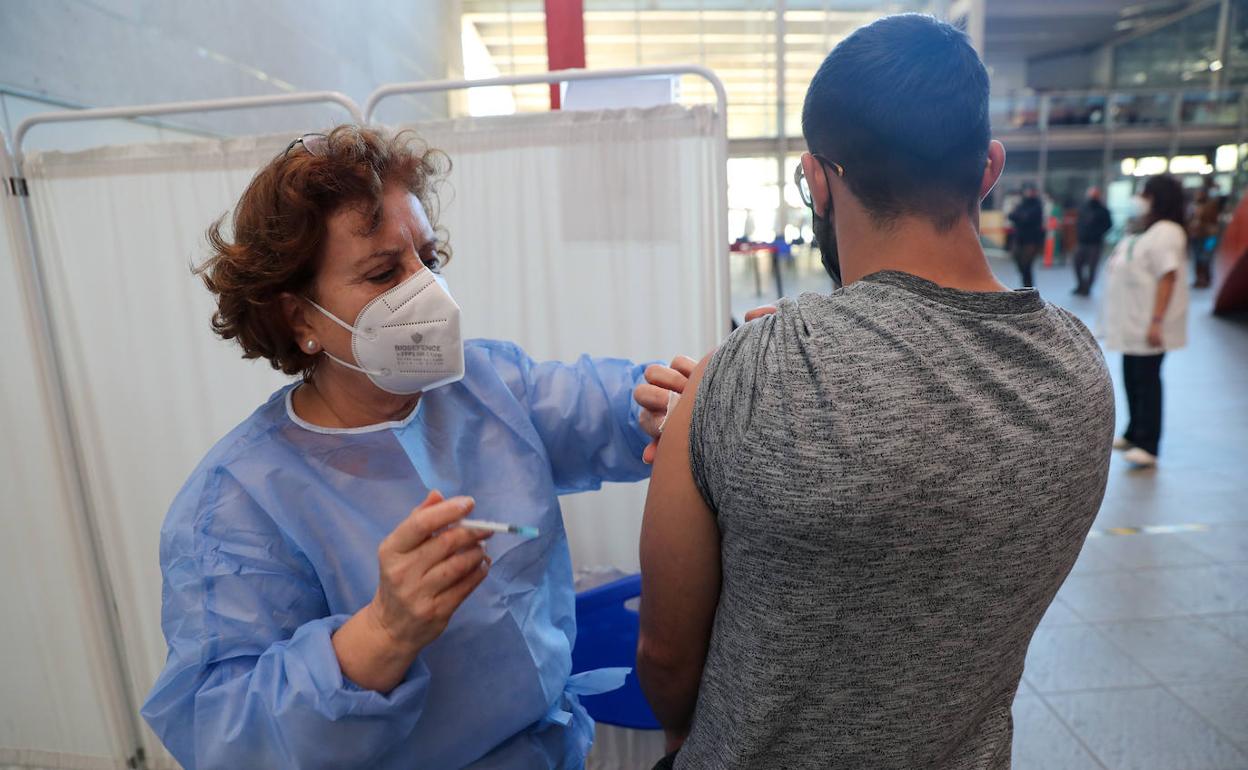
[1102,174,1190,468]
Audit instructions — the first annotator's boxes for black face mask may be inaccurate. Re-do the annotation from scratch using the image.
[811,199,842,289]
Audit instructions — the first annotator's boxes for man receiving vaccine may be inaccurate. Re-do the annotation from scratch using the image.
[636,15,1114,770]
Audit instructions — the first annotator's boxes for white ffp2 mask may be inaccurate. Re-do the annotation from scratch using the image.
[306,268,465,395]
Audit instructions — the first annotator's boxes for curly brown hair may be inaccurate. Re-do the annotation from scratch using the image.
[199,124,451,377]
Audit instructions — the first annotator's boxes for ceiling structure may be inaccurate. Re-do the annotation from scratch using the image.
[982,0,1194,60]
[461,1,926,136]
[460,1,1213,138]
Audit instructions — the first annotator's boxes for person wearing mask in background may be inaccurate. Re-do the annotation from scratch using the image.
[1008,181,1046,287]
[635,15,1114,770]
[1073,186,1113,296]
[1188,179,1221,289]
[140,125,691,769]
[1103,174,1190,468]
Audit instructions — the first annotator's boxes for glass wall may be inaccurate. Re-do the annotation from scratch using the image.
[1047,93,1108,127]
[459,1,551,114]
[1111,91,1174,126]
[461,0,923,139]
[1114,5,1220,88]
[1046,150,1107,208]
[582,0,779,138]
[780,7,900,136]
[1231,0,1248,85]
[728,156,781,242]
[990,93,1041,131]
[458,0,1248,291]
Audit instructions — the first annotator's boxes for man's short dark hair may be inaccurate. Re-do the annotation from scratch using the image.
[801,14,991,231]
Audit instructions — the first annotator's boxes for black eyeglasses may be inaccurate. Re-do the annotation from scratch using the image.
[794,154,846,208]
[283,133,329,158]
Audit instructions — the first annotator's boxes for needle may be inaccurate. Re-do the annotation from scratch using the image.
[459,519,541,538]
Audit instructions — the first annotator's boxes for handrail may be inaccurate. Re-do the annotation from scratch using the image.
[14,90,364,168]
[996,86,1248,99]
[364,65,729,123]
[990,85,1246,133]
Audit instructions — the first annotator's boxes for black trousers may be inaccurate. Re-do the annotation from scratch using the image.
[1013,242,1041,288]
[1123,353,1165,456]
[1073,242,1103,294]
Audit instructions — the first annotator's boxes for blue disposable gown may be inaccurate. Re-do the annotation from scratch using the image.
[141,340,653,769]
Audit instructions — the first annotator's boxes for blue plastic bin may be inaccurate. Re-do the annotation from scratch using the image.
[571,573,661,730]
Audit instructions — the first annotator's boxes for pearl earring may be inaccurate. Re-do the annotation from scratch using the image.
[306,340,316,351]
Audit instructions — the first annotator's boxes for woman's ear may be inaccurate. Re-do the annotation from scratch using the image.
[280,293,315,348]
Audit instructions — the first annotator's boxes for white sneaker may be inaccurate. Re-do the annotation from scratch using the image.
[1112,436,1134,451]
[1123,447,1158,467]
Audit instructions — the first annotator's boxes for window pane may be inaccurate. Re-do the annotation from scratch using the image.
[464,1,937,139]
[1114,5,1218,87]
[1228,0,1248,85]
[460,1,550,114]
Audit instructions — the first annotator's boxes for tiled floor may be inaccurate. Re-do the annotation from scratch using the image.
[729,247,1248,769]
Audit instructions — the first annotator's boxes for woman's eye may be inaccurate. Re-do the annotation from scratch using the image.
[368,268,398,284]
[419,243,442,270]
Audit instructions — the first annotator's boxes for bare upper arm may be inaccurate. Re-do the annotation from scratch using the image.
[638,352,721,666]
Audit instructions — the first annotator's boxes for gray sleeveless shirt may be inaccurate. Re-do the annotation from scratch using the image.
[678,271,1114,769]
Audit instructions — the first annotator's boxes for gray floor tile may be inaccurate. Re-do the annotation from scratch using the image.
[1170,681,1248,754]
[1056,571,1184,622]
[1151,495,1248,526]
[1023,624,1156,693]
[1037,596,1084,628]
[1179,524,1248,565]
[1094,491,1248,527]
[1069,538,1128,575]
[1011,696,1103,770]
[1201,613,1248,651]
[1096,617,1248,684]
[1088,533,1216,569]
[1047,687,1248,770]
[1147,565,1248,615]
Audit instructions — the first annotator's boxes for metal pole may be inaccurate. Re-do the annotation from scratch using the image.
[1038,94,1050,195]
[966,0,986,55]
[774,0,787,299]
[714,91,732,336]
[1170,88,1183,158]
[1232,88,1247,202]
[1103,90,1116,194]
[544,0,587,109]
[1214,0,1232,90]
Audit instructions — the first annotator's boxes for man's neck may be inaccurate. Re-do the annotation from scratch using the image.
[839,213,1009,293]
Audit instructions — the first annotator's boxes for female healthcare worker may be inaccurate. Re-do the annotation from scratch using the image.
[140,125,692,769]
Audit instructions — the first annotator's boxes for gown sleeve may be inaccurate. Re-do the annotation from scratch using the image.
[491,342,654,493]
[141,466,431,770]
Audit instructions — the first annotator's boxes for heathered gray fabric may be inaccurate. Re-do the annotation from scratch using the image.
[679,270,1114,770]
